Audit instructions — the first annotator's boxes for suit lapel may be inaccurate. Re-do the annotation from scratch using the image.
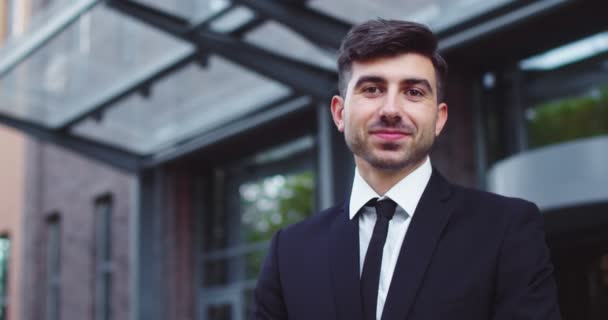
[381,170,457,320]
[329,201,364,320]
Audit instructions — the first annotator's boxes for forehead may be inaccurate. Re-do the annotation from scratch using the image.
[348,53,437,88]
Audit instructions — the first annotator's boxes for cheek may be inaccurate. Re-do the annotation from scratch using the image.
[412,111,437,134]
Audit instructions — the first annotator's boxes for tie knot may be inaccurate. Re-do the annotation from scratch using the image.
[367,198,397,220]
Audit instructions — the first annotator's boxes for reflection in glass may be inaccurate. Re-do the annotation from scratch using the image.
[240,172,314,279]
[521,31,608,150]
[240,172,314,242]
[527,85,608,148]
[200,137,315,320]
[521,31,608,71]
[202,170,314,287]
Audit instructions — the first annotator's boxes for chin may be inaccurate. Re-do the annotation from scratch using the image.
[368,155,411,171]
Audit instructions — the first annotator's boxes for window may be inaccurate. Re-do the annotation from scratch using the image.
[0,235,10,320]
[93,195,113,320]
[521,31,608,150]
[46,214,61,320]
[200,136,316,320]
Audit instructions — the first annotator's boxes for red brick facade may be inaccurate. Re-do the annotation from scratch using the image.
[21,140,133,320]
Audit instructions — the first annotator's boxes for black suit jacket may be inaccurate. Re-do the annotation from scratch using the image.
[253,170,561,320]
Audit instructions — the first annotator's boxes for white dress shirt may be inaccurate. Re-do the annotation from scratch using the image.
[349,157,432,320]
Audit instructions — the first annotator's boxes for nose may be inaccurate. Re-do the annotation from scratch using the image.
[378,90,402,125]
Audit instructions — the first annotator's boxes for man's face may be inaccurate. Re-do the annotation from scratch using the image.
[331,53,448,172]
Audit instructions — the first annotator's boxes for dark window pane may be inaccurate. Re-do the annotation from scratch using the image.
[207,303,232,320]
[94,196,113,320]
[0,236,10,320]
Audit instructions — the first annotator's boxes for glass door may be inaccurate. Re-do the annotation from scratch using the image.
[199,136,316,320]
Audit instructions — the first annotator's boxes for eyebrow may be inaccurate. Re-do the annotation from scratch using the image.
[353,76,386,90]
[353,76,434,94]
[402,78,434,94]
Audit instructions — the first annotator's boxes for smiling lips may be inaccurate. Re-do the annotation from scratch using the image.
[371,130,411,141]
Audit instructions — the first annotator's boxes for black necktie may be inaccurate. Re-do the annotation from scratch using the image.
[361,198,397,320]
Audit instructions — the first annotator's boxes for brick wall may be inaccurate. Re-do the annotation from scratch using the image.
[21,140,134,320]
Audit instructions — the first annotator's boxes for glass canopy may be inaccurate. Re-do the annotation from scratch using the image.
[310,0,514,32]
[72,56,290,154]
[0,0,518,160]
[0,1,193,127]
[133,0,231,22]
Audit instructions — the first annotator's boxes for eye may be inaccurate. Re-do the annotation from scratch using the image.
[362,86,382,94]
[406,88,424,97]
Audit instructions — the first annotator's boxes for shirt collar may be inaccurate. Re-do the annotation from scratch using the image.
[349,157,432,220]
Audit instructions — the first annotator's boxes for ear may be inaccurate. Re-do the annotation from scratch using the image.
[435,102,448,136]
[330,95,345,132]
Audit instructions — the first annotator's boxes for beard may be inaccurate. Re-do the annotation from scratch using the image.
[345,122,435,171]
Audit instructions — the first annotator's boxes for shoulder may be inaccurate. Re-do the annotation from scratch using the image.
[271,201,346,247]
[455,185,538,211]
[280,201,345,236]
[430,168,539,217]
[450,184,542,227]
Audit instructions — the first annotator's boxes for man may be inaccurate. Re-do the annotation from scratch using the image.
[253,19,560,320]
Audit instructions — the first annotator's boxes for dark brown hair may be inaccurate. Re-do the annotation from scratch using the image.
[337,19,447,102]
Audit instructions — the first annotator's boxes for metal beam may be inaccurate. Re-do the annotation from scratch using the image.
[131,168,165,320]
[56,2,245,131]
[438,0,569,53]
[233,0,351,49]
[0,0,100,76]
[144,95,312,167]
[0,113,142,172]
[194,30,337,99]
[107,0,337,100]
[107,0,190,36]
[56,47,199,130]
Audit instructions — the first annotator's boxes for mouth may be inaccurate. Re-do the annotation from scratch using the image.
[370,130,410,141]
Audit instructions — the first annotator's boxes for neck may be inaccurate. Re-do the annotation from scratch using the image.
[356,157,427,195]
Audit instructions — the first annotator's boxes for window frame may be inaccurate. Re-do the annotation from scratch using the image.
[93,194,113,320]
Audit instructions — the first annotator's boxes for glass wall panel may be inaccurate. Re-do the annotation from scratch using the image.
[199,136,315,320]
[521,31,608,150]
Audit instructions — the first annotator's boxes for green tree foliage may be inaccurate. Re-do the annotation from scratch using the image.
[239,171,314,278]
[528,85,608,148]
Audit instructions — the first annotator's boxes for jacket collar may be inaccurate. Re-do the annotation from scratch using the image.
[381,169,456,320]
[329,168,456,320]
[349,157,432,220]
